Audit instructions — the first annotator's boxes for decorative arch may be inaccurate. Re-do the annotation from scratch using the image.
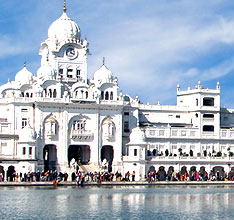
[180,166,187,175]
[101,145,114,172]
[43,114,59,140]
[43,144,57,171]
[68,114,90,135]
[101,117,116,141]
[110,91,113,100]
[212,166,225,180]
[105,91,109,100]
[101,91,104,100]
[0,166,4,181]
[7,166,15,182]
[158,166,166,181]
[148,166,156,173]
[189,166,197,180]
[68,145,90,165]
[41,80,68,98]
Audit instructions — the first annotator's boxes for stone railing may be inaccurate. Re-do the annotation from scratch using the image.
[71,130,94,141]
[145,127,199,139]
[148,155,234,162]
[145,127,234,140]
[0,123,14,135]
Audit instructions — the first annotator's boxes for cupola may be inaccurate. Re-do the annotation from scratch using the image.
[15,62,33,85]
[48,2,80,42]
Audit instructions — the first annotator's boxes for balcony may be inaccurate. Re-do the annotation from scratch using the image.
[145,127,199,139]
[147,155,234,162]
[203,118,214,122]
[71,130,94,142]
[145,127,234,140]
[0,124,17,138]
[219,129,234,139]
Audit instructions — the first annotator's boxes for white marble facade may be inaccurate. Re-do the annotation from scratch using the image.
[0,4,234,180]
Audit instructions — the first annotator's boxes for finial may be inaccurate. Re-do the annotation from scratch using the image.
[63,0,67,13]
[24,61,26,68]
[103,57,105,65]
[216,81,220,90]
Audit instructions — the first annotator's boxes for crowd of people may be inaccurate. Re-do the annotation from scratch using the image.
[146,169,234,182]
[1,168,234,183]
[0,170,69,183]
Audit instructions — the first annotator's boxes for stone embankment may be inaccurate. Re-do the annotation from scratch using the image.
[0,181,234,187]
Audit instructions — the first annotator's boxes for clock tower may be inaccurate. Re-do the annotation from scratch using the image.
[37,1,89,84]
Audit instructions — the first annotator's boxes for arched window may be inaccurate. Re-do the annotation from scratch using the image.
[101,91,104,100]
[110,92,113,100]
[30,93,33,98]
[105,91,109,100]
[102,119,115,138]
[21,92,24,97]
[72,120,86,131]
[53,89,57,98]
[49,89,52,98]
[45,118,58,139]
[44,89,47,97]
[85,91,88,99]
[26,92,29,97]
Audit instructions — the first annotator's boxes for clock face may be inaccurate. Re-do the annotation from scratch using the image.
[66,47,77,59]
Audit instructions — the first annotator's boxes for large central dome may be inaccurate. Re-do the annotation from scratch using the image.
[48,11,81,41]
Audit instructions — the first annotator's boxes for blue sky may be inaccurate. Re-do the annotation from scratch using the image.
[1,0,234,107]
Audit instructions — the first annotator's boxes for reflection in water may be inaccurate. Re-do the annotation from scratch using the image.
[0,186,234,220]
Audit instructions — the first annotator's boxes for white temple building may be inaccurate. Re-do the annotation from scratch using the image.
[0,2,234,180]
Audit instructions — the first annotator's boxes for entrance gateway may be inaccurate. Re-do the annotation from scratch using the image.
[101,145,114,172]
[43,145,57,171]
[68,145,90,165]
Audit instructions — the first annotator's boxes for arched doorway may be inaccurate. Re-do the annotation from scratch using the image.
[199,166,206,175]
[228,167,234,180]
[212,166,225,180]
[167,166,174,181]
[0,166,5,181]
[68,145,90,165]
[101,145,114,172]
[158,166,166,181]
[189,166,197,181]
[43,145,57,171]
[148,166,156,173]
[181,166,187,175]
[7,166,15,182]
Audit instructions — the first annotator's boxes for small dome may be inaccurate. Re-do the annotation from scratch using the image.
[128,127,146,145]
[94,65,113,84]
[48,12,80,42]
[15,65,33,85]
[18,124,36,143]
[37,64,55,80]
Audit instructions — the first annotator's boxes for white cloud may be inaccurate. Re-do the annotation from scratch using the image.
[2,0,234,105]
[0,35,32,58]
[87,9,234,103]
